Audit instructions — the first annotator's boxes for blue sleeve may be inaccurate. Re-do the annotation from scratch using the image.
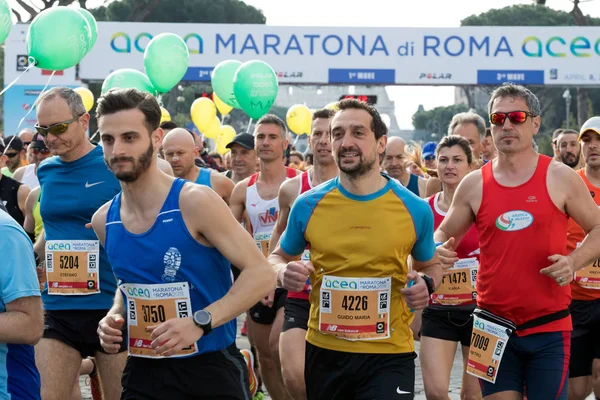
[411,202,436,262]
[0,224,41,305]
[280,196,310,257]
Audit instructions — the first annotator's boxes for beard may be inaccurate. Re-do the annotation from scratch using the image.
[335,146,376,180]
[107,141,154,182]
[561,152,580,168]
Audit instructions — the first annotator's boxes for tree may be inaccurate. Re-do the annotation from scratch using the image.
[461,4,600,139]
[411,104,488,143]
[91,0,265,23]
[10,0,89,22]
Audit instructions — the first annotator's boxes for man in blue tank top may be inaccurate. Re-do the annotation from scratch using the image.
[34,87,126,400]
[0,209,43,400]
[92,88,276,400]
[382,137,427,197]
[162,128,234,203]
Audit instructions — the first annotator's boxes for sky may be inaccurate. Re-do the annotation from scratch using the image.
[17,0,600,128]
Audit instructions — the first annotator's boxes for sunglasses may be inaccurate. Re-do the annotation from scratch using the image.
[424,155,436,161]
[31,148,50,155]
[4,152,19,159]
[35,113,84,137]
[490,111,536,126]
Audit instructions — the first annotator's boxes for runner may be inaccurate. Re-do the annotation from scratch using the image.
[0,140,30,226]
[229,114,299,400]
[162,128,234,203]
[0,207,43,400]
[448,112,486,167]
[435,83,600,399]
[224,133,257,184]
[92,88,275,400]
[1,136,26,178]
[382,136,427,197]
[268,108,338,400]
[13,133,52,190]
[18,128,35,164]
[419,135,482,400]
[34,87,126,400]
[555,129,582,170]
[567,116,600,400]
[269,98,442,400]
[481,128,497,164]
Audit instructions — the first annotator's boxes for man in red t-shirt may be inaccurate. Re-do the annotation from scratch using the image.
[434,84,600,399]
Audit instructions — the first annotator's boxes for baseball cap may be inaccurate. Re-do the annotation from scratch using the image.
[578,116,600,141]
[1,135,23,153]
[422,141,437,158]
[29,133,48,150]
[226,133,254,150]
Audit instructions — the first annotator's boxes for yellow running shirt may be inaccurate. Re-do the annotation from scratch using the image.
[280,175,435,354]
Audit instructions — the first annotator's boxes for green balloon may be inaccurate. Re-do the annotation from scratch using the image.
[233,60,279,120]
[211,60,242,109]
[101,69,157,96]
[26,6,91,71]
[77,8,98,53]
[0,0,13,46]
[144,33,190,93]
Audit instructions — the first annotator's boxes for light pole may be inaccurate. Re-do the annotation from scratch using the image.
[562,89,572,129]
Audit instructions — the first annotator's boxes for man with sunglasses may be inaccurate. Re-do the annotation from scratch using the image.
[34,87,125,400]
[13,134,52,190]
[0,140,30,226]
[435,83,600,399]
[1,136,26,178]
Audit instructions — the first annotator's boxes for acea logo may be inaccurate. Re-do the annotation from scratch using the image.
[522,35,600,57]
[111,32,203,54]
[495,210,534,232]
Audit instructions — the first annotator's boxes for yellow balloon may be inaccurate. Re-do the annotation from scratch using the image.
[216,125,236,155]
[74,87,94,112]
[190,97,217,132]
[325,101,339,111]
[160,107,171,123]
[286,104,312,135]
[213,93,233,116]
[202,116,221,139]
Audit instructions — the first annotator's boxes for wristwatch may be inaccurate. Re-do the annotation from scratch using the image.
[419,274,435,296]
[193,310,212,336]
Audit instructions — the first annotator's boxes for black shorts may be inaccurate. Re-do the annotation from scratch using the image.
[569,298,600,378]
[305,342,416,400]
[420,307,474,347]
[43,309,127,358]
[121,343,250,400]
[282,298,310,332]
[249,287,287,325]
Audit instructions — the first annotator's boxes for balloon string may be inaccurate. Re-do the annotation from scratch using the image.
[16,71,55,131]
[0,62,35,97]
[246,118,253,134]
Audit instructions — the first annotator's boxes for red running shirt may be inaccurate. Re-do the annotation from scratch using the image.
[428,192,480,307]
[286,170,313,300]
[566,168,600,301]
[476,155,571,336]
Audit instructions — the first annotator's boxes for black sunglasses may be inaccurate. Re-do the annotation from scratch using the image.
[35,113,84,137]
[4,152,19,158]
[490,111,536,126]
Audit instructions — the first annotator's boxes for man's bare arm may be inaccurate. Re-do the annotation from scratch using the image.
[412,258,443,290]
[0,296,43,345]
[182,185,276,329]
[12,166,26,183]
[23,187,39,234]
[229,180,248,223]
[211,172,235,205]
[268,177,300,254]
[17,184,30,213]
[91,201,112,247]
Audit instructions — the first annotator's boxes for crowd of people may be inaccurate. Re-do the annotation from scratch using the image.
[1,82,600,400]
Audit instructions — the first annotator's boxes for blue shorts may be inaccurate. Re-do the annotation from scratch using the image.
[479,331,570,399]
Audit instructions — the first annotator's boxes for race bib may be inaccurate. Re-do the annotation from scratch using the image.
[254,232,272,257]
[121,282,197,359]
[466,315,512,384]
[319,276,391,341]
[431,258,478,305]
[574,242,600,289]
[45,240,100,295]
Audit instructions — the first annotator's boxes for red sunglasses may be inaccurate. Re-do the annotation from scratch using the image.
[490,111,536,126]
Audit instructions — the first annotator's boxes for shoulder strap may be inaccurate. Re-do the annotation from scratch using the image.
[286,167,298,178]
[248,173,259,186]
